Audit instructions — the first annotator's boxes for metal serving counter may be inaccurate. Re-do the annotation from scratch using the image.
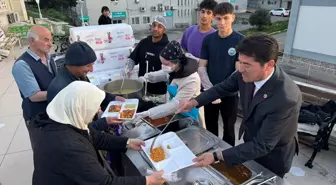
[123,120,292,185]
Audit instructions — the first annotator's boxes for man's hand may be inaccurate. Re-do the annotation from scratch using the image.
[146,170,165,185]
[115,96,125,102]
[106,117,123,125]
[192,152,214,167]
[128,138,145,151]
[212,99,221,104]
[177,99,198,113]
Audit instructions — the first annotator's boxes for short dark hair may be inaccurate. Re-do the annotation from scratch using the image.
[213,2,234,15]
[101,6,109,13]
[199,0,218,12]
[236,34,279,65]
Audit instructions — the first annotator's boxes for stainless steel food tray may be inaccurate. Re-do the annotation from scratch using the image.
[122,120,160,140]
[176,126,219,155]
[139,151,230,185]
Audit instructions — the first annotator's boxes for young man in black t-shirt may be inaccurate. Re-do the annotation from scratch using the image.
[199,2,244,146]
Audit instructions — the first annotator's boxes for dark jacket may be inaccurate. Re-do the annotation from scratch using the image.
[47,67,115,109]
[98,15,112,25]
[195,66,301,177]
[129,34,169,95]
[31,113,146,185]
[169,58,198,81]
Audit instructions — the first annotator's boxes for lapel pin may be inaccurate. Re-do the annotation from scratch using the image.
[263,94,268,99]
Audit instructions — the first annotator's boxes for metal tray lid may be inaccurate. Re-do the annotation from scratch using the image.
[176,126,219,155]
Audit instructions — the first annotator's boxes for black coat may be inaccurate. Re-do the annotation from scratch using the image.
[129,34,169,95]
[98,15,112,25]
[195,66,301,177]
[31,113,146,185]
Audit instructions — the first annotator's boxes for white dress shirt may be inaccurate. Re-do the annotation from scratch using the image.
[253,68,275,96]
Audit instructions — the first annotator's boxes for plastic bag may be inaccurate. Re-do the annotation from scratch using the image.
[146,168,182,182]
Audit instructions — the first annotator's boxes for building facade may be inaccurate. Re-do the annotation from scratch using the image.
[0,0,28,28]
[284,0,336,64]
[81,0,247,31]
[247,0,292,10]
[280,0,336,87]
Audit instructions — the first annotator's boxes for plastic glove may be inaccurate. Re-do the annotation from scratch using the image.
[198,66,214,90]
[138,76,147,83]
[135,111,150,120]
[212,99,221,104]
[123,58,135,78]
[144,70,169,83]
[185,52,200,62]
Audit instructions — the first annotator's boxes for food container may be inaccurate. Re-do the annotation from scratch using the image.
[192,179,214,185]
[101,99,139,120]
[210,162,252,185]
[176,126,219,155]
[122,120,160,140]
[141,132,196,173]
[104,79,143,99]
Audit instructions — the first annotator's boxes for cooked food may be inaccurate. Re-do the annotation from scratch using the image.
[112,89,136,95]
[124,104,137,109]
[150,146,166,162]
[120,109,136,119]
[144,115,173,127]
[167,145,171,149]
[210,162,252,185]
[108,105,121,112]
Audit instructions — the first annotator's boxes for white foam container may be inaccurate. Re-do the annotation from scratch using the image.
[102,99,139,120]
[69,23,134,50]
[93,47,132,73]
[141,132,196,173]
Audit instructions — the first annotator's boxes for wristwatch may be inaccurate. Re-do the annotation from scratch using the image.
[213,152,219,162]
[126,139,130,149]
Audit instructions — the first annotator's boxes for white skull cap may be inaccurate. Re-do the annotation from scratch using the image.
[152,15,167,28]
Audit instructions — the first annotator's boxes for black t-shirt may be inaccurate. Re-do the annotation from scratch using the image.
[129,34,169,95]
[201,31,244,85]
[98,15,112,25]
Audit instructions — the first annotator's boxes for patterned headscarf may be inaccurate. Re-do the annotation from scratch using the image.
[160,40,185,63]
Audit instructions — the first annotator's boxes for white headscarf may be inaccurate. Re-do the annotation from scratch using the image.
[47,81,105,130]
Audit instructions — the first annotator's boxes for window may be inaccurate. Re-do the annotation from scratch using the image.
[184,9,186,16]
[181,0,183,5]
[188,0,190,5]
[185,0,187,6]
[188,9,190,16]
[178,10,180,16]
[112,20,122,24]
[143,16,150,24]
[131,17,140,24]
[178,0,179,6]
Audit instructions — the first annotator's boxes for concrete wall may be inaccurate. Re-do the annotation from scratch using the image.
[6,0,28,21]
[284,0,336,64]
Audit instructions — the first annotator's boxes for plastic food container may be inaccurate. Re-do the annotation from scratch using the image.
[102,99,139,120]
[141,132,196,173]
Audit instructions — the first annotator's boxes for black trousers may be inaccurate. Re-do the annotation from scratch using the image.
[25,120,36,150]
[204,95,238,146]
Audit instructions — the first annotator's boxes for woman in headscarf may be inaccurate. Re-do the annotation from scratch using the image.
[31,81,165,185]
[135,40,202,122]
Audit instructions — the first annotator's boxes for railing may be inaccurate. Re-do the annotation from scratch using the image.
[278,53,336,103]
